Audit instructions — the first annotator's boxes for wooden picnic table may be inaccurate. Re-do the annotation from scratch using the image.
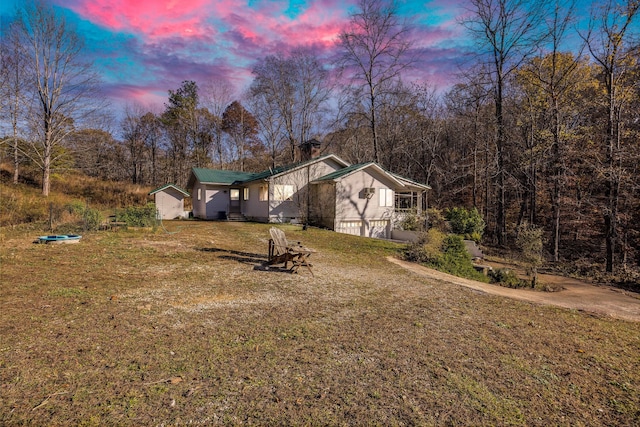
[286,244,315,276]
[267,228,316,276]
[103,215,127,231]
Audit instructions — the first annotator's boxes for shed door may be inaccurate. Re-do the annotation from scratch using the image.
[336,220,363,236]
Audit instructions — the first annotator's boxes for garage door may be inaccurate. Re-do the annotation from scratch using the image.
[336,220,363,236]
[369,220,389,239]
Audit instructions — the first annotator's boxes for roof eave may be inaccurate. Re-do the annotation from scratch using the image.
[148,184,190,196]
[270,154,350,179]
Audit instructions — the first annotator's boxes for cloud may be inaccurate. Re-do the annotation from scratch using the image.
[60,0,216,39]
[44,0,474,115]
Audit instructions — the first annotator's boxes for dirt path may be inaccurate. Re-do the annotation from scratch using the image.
[388,257,640,322]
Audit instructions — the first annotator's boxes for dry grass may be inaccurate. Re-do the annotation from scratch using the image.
[0,221,639,426]
[0,166,152,227]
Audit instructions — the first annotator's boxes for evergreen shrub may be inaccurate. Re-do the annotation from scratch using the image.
[445,207,485,241]
[489,268,525,288]
[117,203,157,228]
[405,230,488,282]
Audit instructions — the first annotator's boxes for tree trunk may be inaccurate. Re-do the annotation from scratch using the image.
[550,97,561,262]
[495,78,506,246]
[604,76,617,273]
[12,92,20,185]
[370,88,379,164]
[13,139,19,185]
[42,121,52,196]
[42,154,51,197]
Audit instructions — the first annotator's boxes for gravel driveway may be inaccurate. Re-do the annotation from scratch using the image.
[388,257,640,322]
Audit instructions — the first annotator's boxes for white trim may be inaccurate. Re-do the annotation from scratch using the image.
[379,188,393,207]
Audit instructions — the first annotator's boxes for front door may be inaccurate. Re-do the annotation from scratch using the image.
[229,188,241,213]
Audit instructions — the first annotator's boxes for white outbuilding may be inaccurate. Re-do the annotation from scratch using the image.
[148,184,190,220]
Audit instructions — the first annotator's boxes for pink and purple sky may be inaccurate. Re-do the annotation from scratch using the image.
[1,0,473,109]
[2,0,609,112]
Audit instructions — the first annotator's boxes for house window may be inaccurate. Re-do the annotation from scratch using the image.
[243,188,249,200]
[274,184,294,201]
[395,193,413,210]
[259,186,268,201]
[230,189,240,200]
[197,188,202,201]
[379,188,393,207]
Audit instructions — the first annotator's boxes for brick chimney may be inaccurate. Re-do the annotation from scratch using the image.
[298,139,322,161]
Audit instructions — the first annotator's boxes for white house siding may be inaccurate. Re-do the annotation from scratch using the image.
[267,160,344,222]
[205,187,229,219]
[335,219,390,238]
[334,170,395,238]
[191,183,206,219]
[243,182,269,222]
[310,182,336,230]
[308,158,346,181]
[269,174,298,222]
[191,182,230,219]
[154,188,185,220]
[336,220,363,236]
[368,219,390,239]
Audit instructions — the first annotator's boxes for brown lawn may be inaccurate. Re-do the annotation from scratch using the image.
[0,221,638,426]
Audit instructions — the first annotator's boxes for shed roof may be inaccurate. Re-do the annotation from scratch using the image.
[148,183,190,196]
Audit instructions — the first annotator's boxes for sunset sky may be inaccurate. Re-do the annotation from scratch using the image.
[0,0,474,109]
[0,0,614,112]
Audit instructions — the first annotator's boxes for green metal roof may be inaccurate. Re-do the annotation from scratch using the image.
[245,164,294,182]
[389,172,431,190]
[243,154,347,182]
[191,168,258,184]
[189,157,430,195]
[313,162,375,182]
[190,155,348,187]
[313,162,424,191]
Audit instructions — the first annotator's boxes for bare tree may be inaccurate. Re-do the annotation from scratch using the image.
[250,49,331,162]
[444,77,494,217]
[0,19,30,184]
[65,128,117,179]
[221,101,259,172]
[139,111,163,185]
[517,0,585,261]
[461,0,548,245]
[161,80,199,186]
[121,104,147,184]
[193,108,216,168]
[15,0,102,195]
[247,90,285,169]
[403,84,446,196]
[201,80,235,168]
[336,0,414,164]
[582,0,639,273]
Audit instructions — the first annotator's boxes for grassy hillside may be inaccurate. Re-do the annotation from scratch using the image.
[0,164,152,228]
[0,222,638,425]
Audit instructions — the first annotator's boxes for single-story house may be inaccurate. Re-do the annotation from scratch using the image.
[186,152,430,239]
[148,184,190,220]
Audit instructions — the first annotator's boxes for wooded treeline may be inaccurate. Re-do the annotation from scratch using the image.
[1,0,639,275]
